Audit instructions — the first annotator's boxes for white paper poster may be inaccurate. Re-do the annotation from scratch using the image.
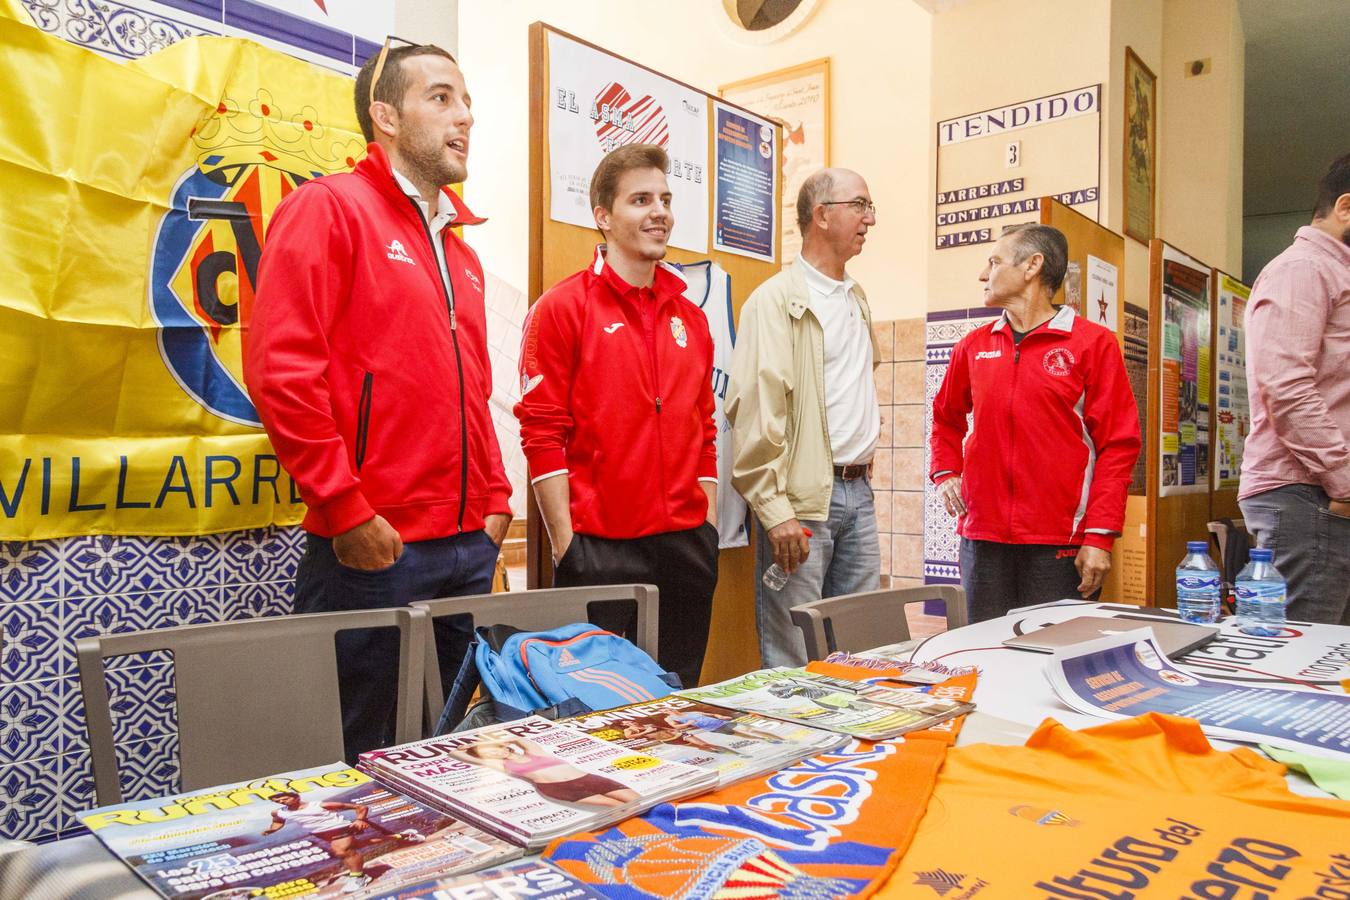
[1085,255,1118,331]
[1214,274,1251,491]
[547,32,708,253]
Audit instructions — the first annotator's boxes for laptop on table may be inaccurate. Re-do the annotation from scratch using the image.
[1002,615,1219,658]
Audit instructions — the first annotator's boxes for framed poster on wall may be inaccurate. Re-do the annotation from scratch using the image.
[1123,47,1157,244]
[720,58,829,267]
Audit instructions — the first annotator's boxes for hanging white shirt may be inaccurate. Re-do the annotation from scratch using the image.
[799,257,879,466]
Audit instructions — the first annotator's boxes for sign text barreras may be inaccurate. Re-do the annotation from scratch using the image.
[0,19,364,539]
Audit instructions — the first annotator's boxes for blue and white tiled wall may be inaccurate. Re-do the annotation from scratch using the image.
[923,308,1001,586]
[0,527,303,842]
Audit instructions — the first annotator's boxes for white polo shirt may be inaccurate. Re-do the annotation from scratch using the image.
[799,257,879,467]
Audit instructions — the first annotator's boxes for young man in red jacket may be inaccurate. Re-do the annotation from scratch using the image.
[930,224,1140,623]
[244,43,512,758]
[515,144,720,688]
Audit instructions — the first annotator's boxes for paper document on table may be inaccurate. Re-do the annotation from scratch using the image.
[1045,629,1350,760]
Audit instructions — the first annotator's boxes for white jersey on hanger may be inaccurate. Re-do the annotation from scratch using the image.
[675,260,749,549]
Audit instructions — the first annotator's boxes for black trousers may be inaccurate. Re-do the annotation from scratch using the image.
[959,537,1096,624]
[294,530,499,761]
[552,523,719,689]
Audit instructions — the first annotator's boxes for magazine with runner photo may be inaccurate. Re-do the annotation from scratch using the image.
[366,859,609,900]
[676,668,973,740]
[360,716,715,849]
[561,695,847,786]
[77,762,520,899]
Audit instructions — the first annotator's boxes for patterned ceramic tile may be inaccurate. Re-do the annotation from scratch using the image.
[67,664,178,746]
[0,755,63,841]
[68,588,222,647]
[18,0,214,60]
[115,735,180,803]
[0,539,63,603]
[221,581,294,620]
[64,534,224,598]
[59,750,95,836]
[1,600,64,682]
[222,527,302,584]
[0,678,69,765]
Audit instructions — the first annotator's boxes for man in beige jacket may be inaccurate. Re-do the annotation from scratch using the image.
[727,168,882,667]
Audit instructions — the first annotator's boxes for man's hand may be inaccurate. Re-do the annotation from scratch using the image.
[483,513,511,547]
[1075,545,1111,597]
[333,515,403,571]
[1329,499,1350,519]
[937,476,966,518]
[767,518,811,574]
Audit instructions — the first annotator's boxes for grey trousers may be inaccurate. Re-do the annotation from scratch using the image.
[1239,483,1350,625]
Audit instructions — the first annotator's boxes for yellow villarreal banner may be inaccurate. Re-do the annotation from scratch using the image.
[0,12,366,539]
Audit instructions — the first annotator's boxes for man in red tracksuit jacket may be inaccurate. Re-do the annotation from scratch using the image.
[930,224,1140,623]
[244,44,512,759]
[515,144,720,688]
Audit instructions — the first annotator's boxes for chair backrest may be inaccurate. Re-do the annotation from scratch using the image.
[76,608,426,806]
[1207,518,1249,601]
[789,585,968,661]
[409,584,658,729]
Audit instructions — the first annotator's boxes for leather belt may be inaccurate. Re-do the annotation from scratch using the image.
[833,462,872,481]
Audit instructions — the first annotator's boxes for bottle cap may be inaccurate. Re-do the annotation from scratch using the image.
[1250,548,1273,562]
[1186,541,1208,552]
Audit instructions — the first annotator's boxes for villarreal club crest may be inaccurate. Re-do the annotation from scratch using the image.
[150,91,364,426]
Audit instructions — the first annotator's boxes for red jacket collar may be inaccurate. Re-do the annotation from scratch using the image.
[353,142,487,226]
[590,245,686,302]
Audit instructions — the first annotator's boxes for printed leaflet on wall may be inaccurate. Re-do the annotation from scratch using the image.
[711,100,777,262]
[546,31,708,253]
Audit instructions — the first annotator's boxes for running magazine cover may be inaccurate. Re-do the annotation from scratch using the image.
[78,762,520,899]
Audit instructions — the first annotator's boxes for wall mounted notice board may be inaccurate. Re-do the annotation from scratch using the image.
[1148,239,1217,608]
[526,22,784,684]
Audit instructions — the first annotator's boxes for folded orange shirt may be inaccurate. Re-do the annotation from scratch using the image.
[881,712,1350,898]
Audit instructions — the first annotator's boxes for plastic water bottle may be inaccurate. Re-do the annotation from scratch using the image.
[762,528,813,590]
[1235,548,1286,636]
[1175,541,1222,624]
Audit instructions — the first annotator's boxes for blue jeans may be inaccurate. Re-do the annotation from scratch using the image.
[294,530,499,760]
[959,538,1089,623]
[1239,484,1350,625]
[755,475,881,667]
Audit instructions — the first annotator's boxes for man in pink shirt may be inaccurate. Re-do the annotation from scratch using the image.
[1239,153,1350,625]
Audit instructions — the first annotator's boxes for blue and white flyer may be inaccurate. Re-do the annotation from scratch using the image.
[1047,630,1350,759]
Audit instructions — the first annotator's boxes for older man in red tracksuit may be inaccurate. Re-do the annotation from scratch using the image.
[931,223,1140,623]
[516,144,719,688]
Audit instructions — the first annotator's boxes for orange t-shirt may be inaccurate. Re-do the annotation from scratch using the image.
[880,712,1350,898]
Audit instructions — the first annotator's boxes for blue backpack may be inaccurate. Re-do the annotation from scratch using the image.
[438,623,680,733]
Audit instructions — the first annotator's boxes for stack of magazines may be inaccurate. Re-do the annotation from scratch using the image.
[368,859,608,900]
[676,667,975,741]
[359,716,716,849]
[78,761,520,899]
[561,695,846,787]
